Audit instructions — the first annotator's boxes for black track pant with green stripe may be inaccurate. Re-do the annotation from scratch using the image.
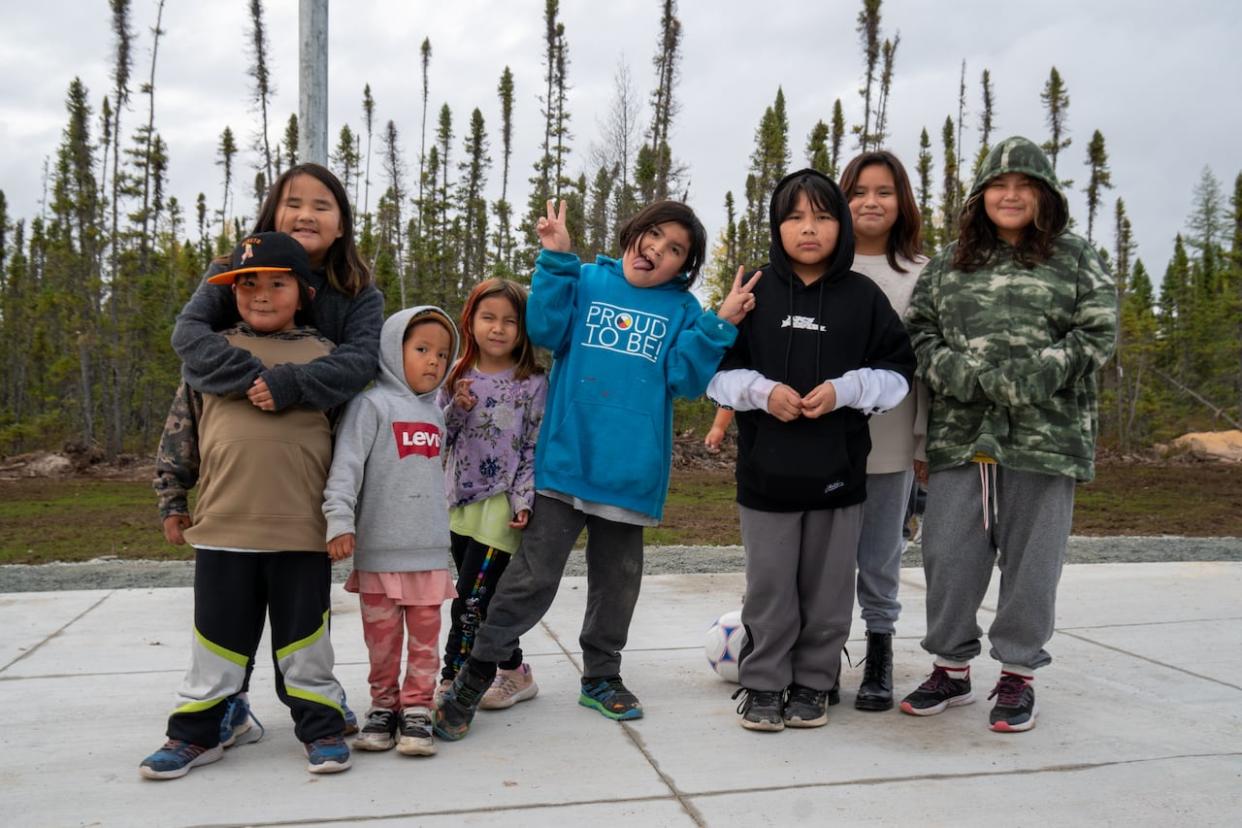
[165,549,346,747]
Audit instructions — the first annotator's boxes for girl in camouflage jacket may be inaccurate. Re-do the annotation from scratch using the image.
[900,136,1116,733]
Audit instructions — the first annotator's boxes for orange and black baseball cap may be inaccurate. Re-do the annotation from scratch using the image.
[206,232,312,285]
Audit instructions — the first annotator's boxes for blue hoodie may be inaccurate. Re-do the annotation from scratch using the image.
[528,250,737,519]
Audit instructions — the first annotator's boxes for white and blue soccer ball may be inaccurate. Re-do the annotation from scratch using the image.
[704,609,747,683]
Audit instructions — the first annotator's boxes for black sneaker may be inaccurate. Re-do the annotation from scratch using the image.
[732,687,784,732]
[434,663,492,741]
[352,708,398,752]
[397,706,436,755]
[988,673,1037,732]
[899,665,974,716]
[579,675,643,720]
[783,684,829,728]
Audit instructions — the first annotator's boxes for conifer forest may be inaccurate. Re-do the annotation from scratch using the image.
[0,0,1239,458]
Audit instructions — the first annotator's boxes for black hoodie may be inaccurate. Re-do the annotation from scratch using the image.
[720,169,915,512]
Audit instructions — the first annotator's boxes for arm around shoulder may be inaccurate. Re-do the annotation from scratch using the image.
[171,269,263,396]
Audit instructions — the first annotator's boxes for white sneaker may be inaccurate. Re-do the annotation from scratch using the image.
[480,664,539,710]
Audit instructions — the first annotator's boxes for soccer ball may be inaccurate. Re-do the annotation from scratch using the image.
[704,609,747,683]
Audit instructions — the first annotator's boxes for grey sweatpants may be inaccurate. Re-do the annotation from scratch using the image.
[472,493,643,678]
[857,469,914,634]
[738,503,862,692]
[920,464,1075,671]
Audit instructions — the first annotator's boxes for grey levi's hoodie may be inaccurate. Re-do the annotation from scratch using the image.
[322,306,459,573]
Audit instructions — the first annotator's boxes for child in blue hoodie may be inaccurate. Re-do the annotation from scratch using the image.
[322,306,459,758]
[435,200,760,739]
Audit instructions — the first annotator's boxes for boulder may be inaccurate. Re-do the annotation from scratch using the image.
[1169,430,1242,462]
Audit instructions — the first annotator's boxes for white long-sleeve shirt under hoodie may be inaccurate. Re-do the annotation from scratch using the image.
[706,366,908,415]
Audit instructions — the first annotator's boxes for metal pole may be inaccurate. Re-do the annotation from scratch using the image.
[298,0,328,165]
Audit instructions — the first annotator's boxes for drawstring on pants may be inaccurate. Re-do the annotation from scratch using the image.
[978,462,999,531]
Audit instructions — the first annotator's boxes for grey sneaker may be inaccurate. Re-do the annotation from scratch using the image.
[352,708,398,751]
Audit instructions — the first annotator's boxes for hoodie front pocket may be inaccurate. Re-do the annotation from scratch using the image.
[545,400,663,500]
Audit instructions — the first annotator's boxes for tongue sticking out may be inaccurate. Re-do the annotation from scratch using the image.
[632,255,654,271]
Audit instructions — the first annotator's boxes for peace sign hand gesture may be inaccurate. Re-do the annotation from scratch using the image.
[536,199,571,252]
[717,266,763,324]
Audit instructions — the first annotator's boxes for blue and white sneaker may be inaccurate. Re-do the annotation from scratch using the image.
[305,735,352,774]
[139,739,223,780]
[219,693,264,748]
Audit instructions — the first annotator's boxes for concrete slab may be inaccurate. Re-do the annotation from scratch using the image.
[1,563,1239,827]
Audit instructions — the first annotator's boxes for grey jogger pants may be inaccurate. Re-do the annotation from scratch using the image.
[857,469,914,634]
[920,464,1075,670]
[738,503,862,692]
[471,493,644,678]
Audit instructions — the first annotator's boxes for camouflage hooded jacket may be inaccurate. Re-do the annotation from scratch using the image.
[907,137,1116,482]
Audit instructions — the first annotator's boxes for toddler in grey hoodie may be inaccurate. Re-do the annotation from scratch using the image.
[322,306,459,757]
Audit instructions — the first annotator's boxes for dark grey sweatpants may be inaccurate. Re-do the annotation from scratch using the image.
[738,503,862,692]
[920,464,1075,671]
[471,493,643,678]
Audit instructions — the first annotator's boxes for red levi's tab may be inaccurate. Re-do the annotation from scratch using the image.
[391,422,442,459]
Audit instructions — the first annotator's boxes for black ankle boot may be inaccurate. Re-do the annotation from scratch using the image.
[855,631,893,711]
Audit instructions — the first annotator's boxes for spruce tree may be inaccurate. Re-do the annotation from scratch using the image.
[458,107,490,290]
[493,67,516,273]
[873,34,900,148]
[362,85,376,221]
[806,121,830,174]
[916,127,936,252]
[648,0,683,199]
[940,116,960,243]
[973,68,995,179]
[829,99,846,178]
[1083,130,1112,244]
[216,126,237,244]
[1040,66,1072,179]
[855,0,882,151]
[332,125,359,209]
[247,0,275,185]
[381,120,407,305]
[282,114,298,171]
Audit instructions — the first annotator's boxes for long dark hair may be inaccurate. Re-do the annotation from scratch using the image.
[445,279,544,392]
[952,175,1067,272]
[252,163,372,297]
[617,200,707,287]
[840,150,923,273]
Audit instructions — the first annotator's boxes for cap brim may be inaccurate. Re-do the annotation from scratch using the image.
[206,266,294,285]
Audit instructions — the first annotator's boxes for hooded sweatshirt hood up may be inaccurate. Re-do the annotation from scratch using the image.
[720,169,915,511]
[322,305,461,572]
[969,136,1069,234]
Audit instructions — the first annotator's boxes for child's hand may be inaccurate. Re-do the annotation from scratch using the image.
[914,459,929,486]
[509,510,530,530]
[767,384,802,422]
[327,532,355,561]
[536,199,571,252]
[248,376,275,411]
[452,378,477,412]
[717,267,762,324]
[163,514,191,545]
[704,425,726,452]
[801,381,837,418]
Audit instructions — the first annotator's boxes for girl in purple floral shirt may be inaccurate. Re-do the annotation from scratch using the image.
[437,279,548,710]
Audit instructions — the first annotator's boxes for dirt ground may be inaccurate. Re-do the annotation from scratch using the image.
[2,445,1241,565]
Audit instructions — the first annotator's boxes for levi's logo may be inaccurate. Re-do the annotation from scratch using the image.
[392,422,442,458]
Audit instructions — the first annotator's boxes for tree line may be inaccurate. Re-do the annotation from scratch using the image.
[0,0,1238,458]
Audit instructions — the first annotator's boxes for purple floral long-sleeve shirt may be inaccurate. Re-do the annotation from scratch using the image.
[439,366,548,516]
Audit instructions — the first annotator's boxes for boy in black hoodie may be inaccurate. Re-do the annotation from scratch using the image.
[708,169,915,731]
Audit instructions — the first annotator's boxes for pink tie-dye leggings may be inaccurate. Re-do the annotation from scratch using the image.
[359,593,442,710]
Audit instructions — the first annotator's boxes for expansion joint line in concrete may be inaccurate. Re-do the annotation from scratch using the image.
[681,750,1242,801]
[0,591,112,674]
[1055,629,1242,692]
[537,618,708,827]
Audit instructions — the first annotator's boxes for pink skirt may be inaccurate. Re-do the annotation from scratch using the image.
[344,569,457,607]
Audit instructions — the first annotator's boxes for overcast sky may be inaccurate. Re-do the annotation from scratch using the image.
[2,0,1240,283]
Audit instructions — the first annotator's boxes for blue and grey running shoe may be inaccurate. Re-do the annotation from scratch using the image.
[139,739,223,780]
[305,735,352,774]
